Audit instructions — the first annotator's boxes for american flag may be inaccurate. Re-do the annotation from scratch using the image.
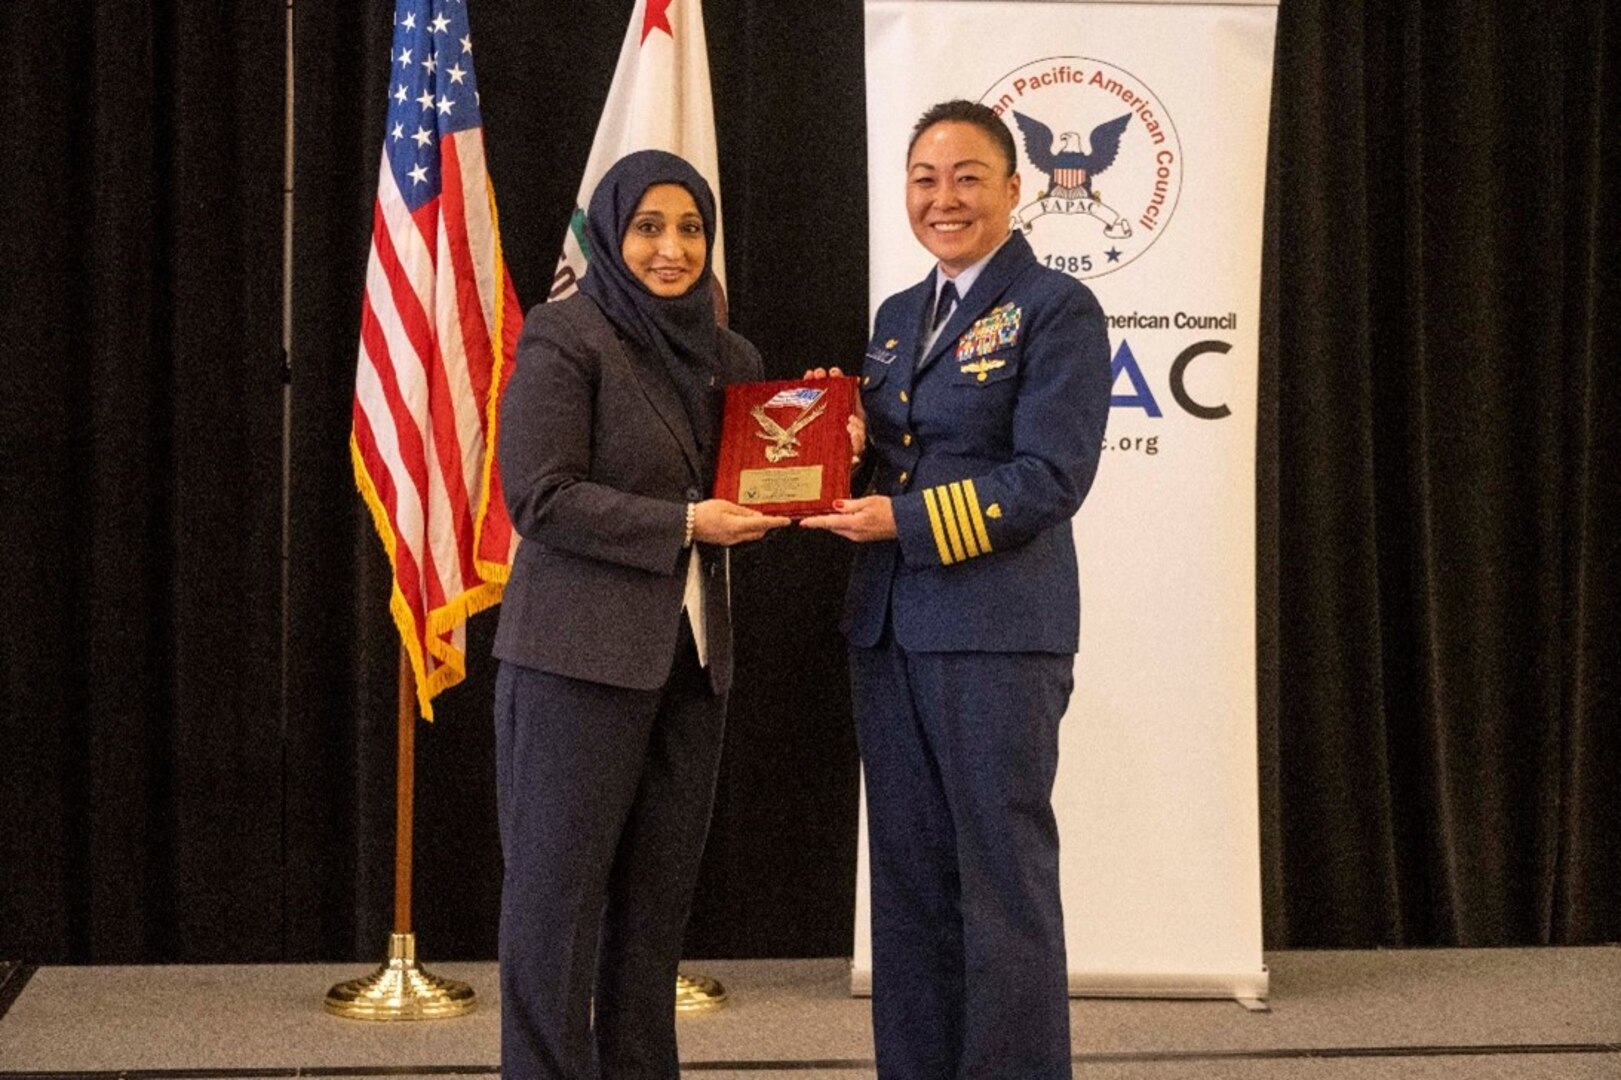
[351,0,520,719]
[764,387,825,410]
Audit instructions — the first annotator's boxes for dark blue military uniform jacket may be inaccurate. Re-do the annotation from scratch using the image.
[844,232,1111,653]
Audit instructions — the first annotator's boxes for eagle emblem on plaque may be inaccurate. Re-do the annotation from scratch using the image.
[750,387,828,463]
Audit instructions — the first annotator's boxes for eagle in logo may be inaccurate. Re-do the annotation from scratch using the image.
[1012,111,1135,239]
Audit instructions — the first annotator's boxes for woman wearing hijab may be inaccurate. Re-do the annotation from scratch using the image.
[492,150,789,1079]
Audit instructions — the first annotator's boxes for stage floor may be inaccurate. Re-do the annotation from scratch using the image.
[1,948,1617,1078]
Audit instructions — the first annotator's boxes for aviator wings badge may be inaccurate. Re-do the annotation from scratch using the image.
[959,357,1008,382]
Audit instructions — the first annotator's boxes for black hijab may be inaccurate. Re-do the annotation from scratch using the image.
[577,150,723,458]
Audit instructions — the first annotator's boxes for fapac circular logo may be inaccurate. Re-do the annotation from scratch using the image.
[981,56,1182,280]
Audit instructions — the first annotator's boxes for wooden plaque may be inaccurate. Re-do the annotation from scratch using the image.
[712,377,858,517]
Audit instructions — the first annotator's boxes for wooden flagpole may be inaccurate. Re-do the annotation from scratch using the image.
[322,648,475,1019]
[394,646,414,936]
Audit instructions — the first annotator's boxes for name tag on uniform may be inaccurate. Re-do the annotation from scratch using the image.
[866,337,901,365]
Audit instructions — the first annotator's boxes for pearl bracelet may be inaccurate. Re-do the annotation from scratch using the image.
[683,501,697,548]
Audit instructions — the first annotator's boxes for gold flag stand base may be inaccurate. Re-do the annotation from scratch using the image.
[675,971,727,1013]
[325,932,476,1020]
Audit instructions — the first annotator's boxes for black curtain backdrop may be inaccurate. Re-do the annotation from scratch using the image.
[2,3,286,961]
[2,0,1615,965]
[1260,0,1619,947]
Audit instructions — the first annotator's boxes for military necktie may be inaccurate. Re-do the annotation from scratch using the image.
[931,280,958,331]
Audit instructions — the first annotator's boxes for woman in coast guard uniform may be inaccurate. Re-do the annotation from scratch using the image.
[803,100,1112,1080]
[493,150,789,1080]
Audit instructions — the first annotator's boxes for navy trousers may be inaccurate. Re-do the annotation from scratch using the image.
[494,626,724,1080]
[852,636,1074,1080]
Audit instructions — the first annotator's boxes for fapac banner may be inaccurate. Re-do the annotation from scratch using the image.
[857,0,1278,1000]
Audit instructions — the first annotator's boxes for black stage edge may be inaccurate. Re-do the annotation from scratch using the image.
[2,1044,1619,1078]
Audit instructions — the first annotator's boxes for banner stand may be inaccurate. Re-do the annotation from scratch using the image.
[857,0,1278,1004]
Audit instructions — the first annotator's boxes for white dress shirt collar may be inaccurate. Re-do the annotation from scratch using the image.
[932,233,1009,312]
[921,235,1009,357]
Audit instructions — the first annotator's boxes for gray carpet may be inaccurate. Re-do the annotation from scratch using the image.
[0,948,1617,1077]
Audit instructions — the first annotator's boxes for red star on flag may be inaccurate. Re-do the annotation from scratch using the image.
[641,0,674,42]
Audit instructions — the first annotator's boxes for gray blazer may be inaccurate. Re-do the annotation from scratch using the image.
[493,293,762,694]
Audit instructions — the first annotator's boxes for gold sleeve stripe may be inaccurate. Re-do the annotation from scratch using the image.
[922,487,956,566]
[948,482,980,558]
[963,478,993,553]
[934,485,968,563]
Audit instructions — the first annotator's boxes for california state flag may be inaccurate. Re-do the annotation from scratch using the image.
[549,0,727,301]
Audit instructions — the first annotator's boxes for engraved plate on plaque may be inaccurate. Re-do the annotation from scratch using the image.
[737,465,825,506]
